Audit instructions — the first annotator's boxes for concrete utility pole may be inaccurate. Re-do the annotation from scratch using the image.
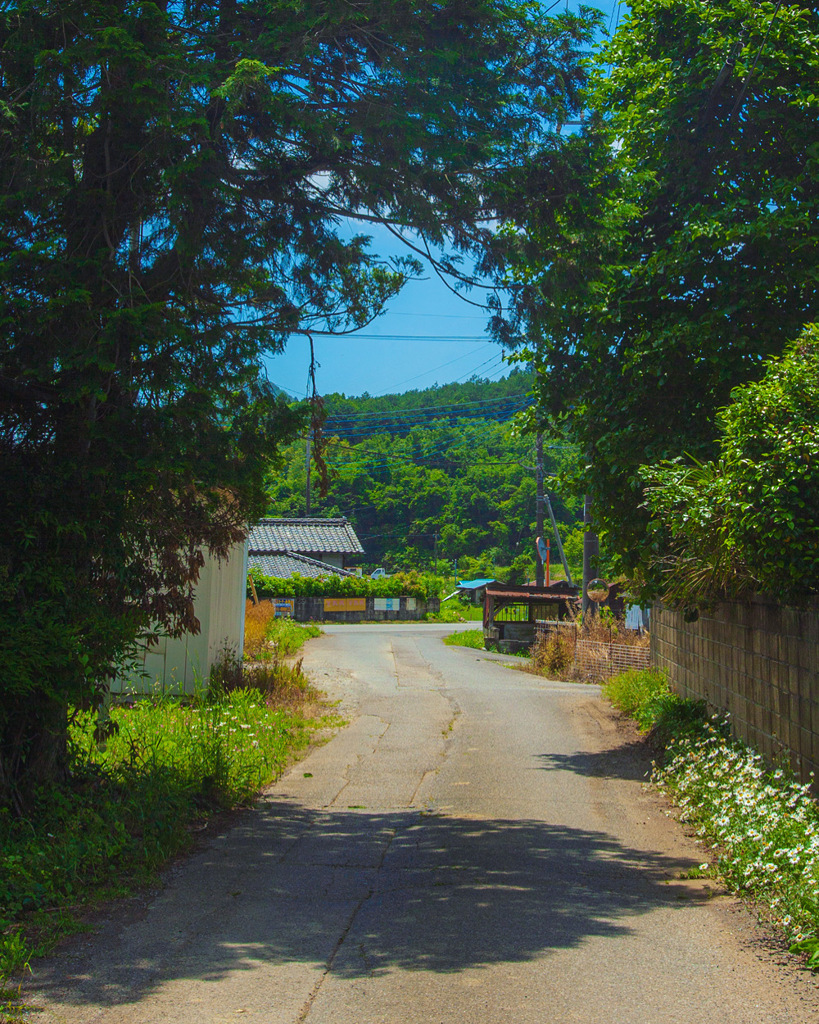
[535,433,545,587]
[305,434,311,516]
[581,493,599,617]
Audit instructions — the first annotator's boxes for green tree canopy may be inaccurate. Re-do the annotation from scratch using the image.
[0,0,597,803]
[495,0,819,587]
[643,324,819,608]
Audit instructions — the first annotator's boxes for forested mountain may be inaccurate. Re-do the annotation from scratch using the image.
[265,370,586,581]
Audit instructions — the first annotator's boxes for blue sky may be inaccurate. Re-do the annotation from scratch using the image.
[264,223,511,400]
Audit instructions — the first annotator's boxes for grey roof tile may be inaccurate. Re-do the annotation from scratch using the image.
[248,517,364,555]
[248,551,357,579]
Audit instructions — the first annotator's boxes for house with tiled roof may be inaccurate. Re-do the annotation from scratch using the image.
[248,517,364,578]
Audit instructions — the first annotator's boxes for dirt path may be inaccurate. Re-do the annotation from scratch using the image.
[22,624,819,1023]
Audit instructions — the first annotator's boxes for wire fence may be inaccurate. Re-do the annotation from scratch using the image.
[573,639,651,681]
[534,620,651,681]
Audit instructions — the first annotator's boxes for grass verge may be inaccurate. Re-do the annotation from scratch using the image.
[0,673,339,993]
[604,668,819,969]
[426,604,484,623]
[442,628,485,650]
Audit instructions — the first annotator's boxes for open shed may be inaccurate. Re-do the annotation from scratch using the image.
[483,580,579,653]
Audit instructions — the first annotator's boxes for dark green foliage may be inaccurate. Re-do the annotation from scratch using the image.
[644,325,819,606]
[0,1,597,803]
[497,0,819,590]
[267,373,585,575]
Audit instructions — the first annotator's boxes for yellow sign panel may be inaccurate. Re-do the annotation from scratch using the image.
[324,597,366,612]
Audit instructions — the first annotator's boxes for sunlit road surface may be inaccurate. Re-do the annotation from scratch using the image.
[27,623,819,1023]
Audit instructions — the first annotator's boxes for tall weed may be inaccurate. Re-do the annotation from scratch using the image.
[531,631,575,677]
[244,600,320,660]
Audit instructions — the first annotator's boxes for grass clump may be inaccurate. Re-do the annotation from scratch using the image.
[0,681,334,987]
[603,668,706,747]
[603,666,819,969]
[442,628,485,649]
[426,604,483,623]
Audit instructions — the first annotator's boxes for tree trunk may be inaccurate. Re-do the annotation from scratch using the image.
[0,689,69,812]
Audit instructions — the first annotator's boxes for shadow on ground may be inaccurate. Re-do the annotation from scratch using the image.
[28,801,704,1011]
[534,739,654,782]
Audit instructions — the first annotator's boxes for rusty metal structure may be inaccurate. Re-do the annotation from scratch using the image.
[483,581,579,653]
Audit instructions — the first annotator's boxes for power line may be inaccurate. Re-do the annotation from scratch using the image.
[313,334,496,343]
[325,393,530,422]
[373,343,498,395]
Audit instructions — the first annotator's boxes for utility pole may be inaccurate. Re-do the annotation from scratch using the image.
[305,434,311,516]
[535,433,545,587]
[581,493,599,618]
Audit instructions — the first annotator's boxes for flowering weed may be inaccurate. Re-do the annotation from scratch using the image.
[603,668,819,969]
[655,726,819,963]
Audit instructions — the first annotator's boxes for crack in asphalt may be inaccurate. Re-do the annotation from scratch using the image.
[295,826,398,1022]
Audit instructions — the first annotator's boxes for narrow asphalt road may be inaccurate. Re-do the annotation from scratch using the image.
[27,623,819,1023]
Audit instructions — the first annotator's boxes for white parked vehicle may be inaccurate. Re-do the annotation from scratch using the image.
[370,567,390,579]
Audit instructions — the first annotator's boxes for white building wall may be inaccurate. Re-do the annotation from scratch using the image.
[114,541,248,696]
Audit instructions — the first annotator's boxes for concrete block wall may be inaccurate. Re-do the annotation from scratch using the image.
[292,596,440,623]
[652,597,819,784]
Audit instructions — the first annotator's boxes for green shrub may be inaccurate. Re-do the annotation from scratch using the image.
[249,569,445,601]
[644,324,819,606]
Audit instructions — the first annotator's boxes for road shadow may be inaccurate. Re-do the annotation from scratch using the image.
[534,738,654,782]
[27,800,709,1012]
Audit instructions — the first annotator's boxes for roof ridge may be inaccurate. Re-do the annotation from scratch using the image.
[257,516,350,524]
[283,551,357,576]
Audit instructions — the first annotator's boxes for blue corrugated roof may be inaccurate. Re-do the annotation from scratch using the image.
[457,578,495,589]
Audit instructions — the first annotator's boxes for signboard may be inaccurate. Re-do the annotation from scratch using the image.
[405,598,417,611]
[273,599,294,619]
[323,597,366,613]
[374,597,400,611]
